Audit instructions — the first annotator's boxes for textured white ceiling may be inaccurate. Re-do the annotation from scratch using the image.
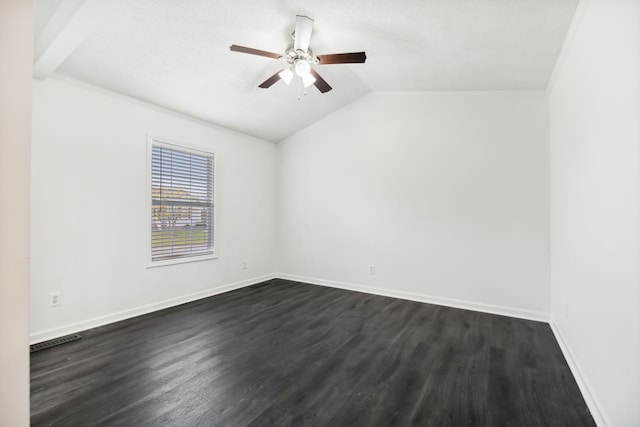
[33,0,579,142]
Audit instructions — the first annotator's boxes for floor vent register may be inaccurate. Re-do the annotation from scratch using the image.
[30,334,82,353]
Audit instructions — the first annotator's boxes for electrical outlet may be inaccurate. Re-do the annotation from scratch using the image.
[369,265,376,275]
[241,260,248,270]
[50,292,61,307]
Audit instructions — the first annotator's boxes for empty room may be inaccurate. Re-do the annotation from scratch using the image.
[1,0,638,426]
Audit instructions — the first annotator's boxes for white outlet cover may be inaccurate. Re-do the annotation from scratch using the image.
[50,292,61,307]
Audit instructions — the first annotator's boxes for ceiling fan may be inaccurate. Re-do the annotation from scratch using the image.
[230,15,366,96]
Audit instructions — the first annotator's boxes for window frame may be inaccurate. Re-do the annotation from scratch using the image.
[146,135,218,268]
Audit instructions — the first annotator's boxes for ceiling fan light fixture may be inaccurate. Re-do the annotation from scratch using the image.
[279,68,293,85]
[302,72,316,88]
[294,59,311,77]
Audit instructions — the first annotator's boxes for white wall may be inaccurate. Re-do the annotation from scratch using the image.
[30,77,277,341]
[278,92,550,318]
[548,0,640,425]
[0,1,32,424]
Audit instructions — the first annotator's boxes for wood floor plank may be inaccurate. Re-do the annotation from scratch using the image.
[31,279,595,426]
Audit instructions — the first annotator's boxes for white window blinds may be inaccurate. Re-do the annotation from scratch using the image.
[151,141,215,262]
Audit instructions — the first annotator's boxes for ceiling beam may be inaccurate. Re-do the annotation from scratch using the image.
[33,0,117,80]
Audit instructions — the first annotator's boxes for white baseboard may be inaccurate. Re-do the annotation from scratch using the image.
[549,318,609,427]
[29,274,276,345]
[277,273,549,322]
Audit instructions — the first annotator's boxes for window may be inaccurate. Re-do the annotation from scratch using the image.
[149,137,215,264]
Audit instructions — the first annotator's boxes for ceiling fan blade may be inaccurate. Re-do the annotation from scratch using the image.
[293,15,314,53]
[258,69,285,89]
[309,69,332,93]
[230,44,282,60]
[317,52,367,65]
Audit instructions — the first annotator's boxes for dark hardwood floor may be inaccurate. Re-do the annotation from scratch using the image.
[31,279,595,426]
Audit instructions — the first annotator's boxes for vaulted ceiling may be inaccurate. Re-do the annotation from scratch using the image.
[33,0,580,142]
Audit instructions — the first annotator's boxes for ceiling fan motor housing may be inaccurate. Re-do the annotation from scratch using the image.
[284,43,317,68]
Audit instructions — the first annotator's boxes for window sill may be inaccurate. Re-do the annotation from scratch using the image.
[147,253,218,268]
